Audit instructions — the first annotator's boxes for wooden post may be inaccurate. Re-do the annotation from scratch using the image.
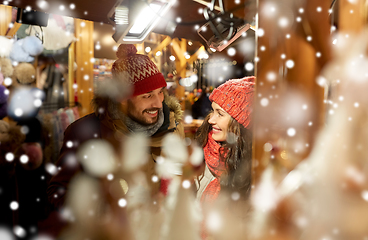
[171,38,187,78]
[75,19,94,117]
[0,5,12,36]
[339,0,367,33]
[68,42,76,104]
[171,38,188,109]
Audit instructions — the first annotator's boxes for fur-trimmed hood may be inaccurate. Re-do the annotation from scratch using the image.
[163,92,183,122]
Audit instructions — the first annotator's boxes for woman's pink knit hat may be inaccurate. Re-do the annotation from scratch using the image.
[111,44,167,97]
[209,76,255,128]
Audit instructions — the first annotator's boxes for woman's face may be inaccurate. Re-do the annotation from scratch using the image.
[208,102,231,142]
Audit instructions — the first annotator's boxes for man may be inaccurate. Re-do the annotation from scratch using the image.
[44,44,184,236]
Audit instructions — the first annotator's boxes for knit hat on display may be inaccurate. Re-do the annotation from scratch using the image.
[209,76,255,129]
[111,44,167,97]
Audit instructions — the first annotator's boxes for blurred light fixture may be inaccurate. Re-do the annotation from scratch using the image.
[115,6,129,25]
[108,0,174,44]
[198,51,209,59]
[16,8,49,26]
[95,41,101,50]
[196,0,251,52]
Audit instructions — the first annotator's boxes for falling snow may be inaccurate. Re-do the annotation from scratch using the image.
[118,198,127,207]
[10,201,19,210]
[287,128,296,137]
[1,2,368,240]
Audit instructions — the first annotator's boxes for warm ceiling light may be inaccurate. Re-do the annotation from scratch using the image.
[110,0,175,44]
[115,6,129,25]
[129,4,161,34]
[198,51,209,59]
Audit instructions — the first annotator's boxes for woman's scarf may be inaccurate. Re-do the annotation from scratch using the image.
[200,132,227,203]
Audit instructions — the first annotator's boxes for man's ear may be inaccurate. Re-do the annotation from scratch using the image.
[120,99,128,114]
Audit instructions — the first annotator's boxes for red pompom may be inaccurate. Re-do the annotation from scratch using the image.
[116,44,137,58]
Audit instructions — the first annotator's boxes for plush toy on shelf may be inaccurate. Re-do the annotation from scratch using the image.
[0,36,14,58]
[0,56,48,236]
[5,62,45,170]
[0,57,14,78]
[9,36,43,63]
[12,62,37,86]
[0,120,24,165]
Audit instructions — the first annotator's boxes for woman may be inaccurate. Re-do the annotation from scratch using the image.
[195,76,255,202]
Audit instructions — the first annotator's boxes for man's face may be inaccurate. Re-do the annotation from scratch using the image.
[126,87,165,125]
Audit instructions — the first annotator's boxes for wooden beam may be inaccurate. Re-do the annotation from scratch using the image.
[6,22,21,37]
[170,38,187,110]
[180,38,187,52]
[175,45,206,74]
[193,0,223,11]
[75,19,94,117]
[171,38,187,78]
[171,38,186,63]
[150,36,172,59]
[135,43,145,54]
[188,46,205,64]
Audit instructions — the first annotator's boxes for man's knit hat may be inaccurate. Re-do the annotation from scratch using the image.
[111,44,167,97]
[209,76,255,129]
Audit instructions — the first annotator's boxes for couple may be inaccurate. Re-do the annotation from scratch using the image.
[47,44,254,237]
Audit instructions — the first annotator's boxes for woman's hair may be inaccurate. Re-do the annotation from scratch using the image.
[195,112,253,198]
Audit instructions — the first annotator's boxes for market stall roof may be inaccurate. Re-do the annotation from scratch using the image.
[6,0,255,44]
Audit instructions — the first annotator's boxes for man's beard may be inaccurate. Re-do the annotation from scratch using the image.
[127,100,161,126]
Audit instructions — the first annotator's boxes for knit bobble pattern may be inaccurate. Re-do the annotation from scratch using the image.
[116,44,137,58]
[209,76,255,129]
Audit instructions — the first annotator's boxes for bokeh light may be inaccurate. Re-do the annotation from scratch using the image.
[227,47,236,56]
[77,139,116,177]
[245,62,254,71]
[118,198,127,207]
[0,227,14,240]
[260,98,269,107]
[287,128,296,137]
[10,201,19,210]
[286,60,295,68]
